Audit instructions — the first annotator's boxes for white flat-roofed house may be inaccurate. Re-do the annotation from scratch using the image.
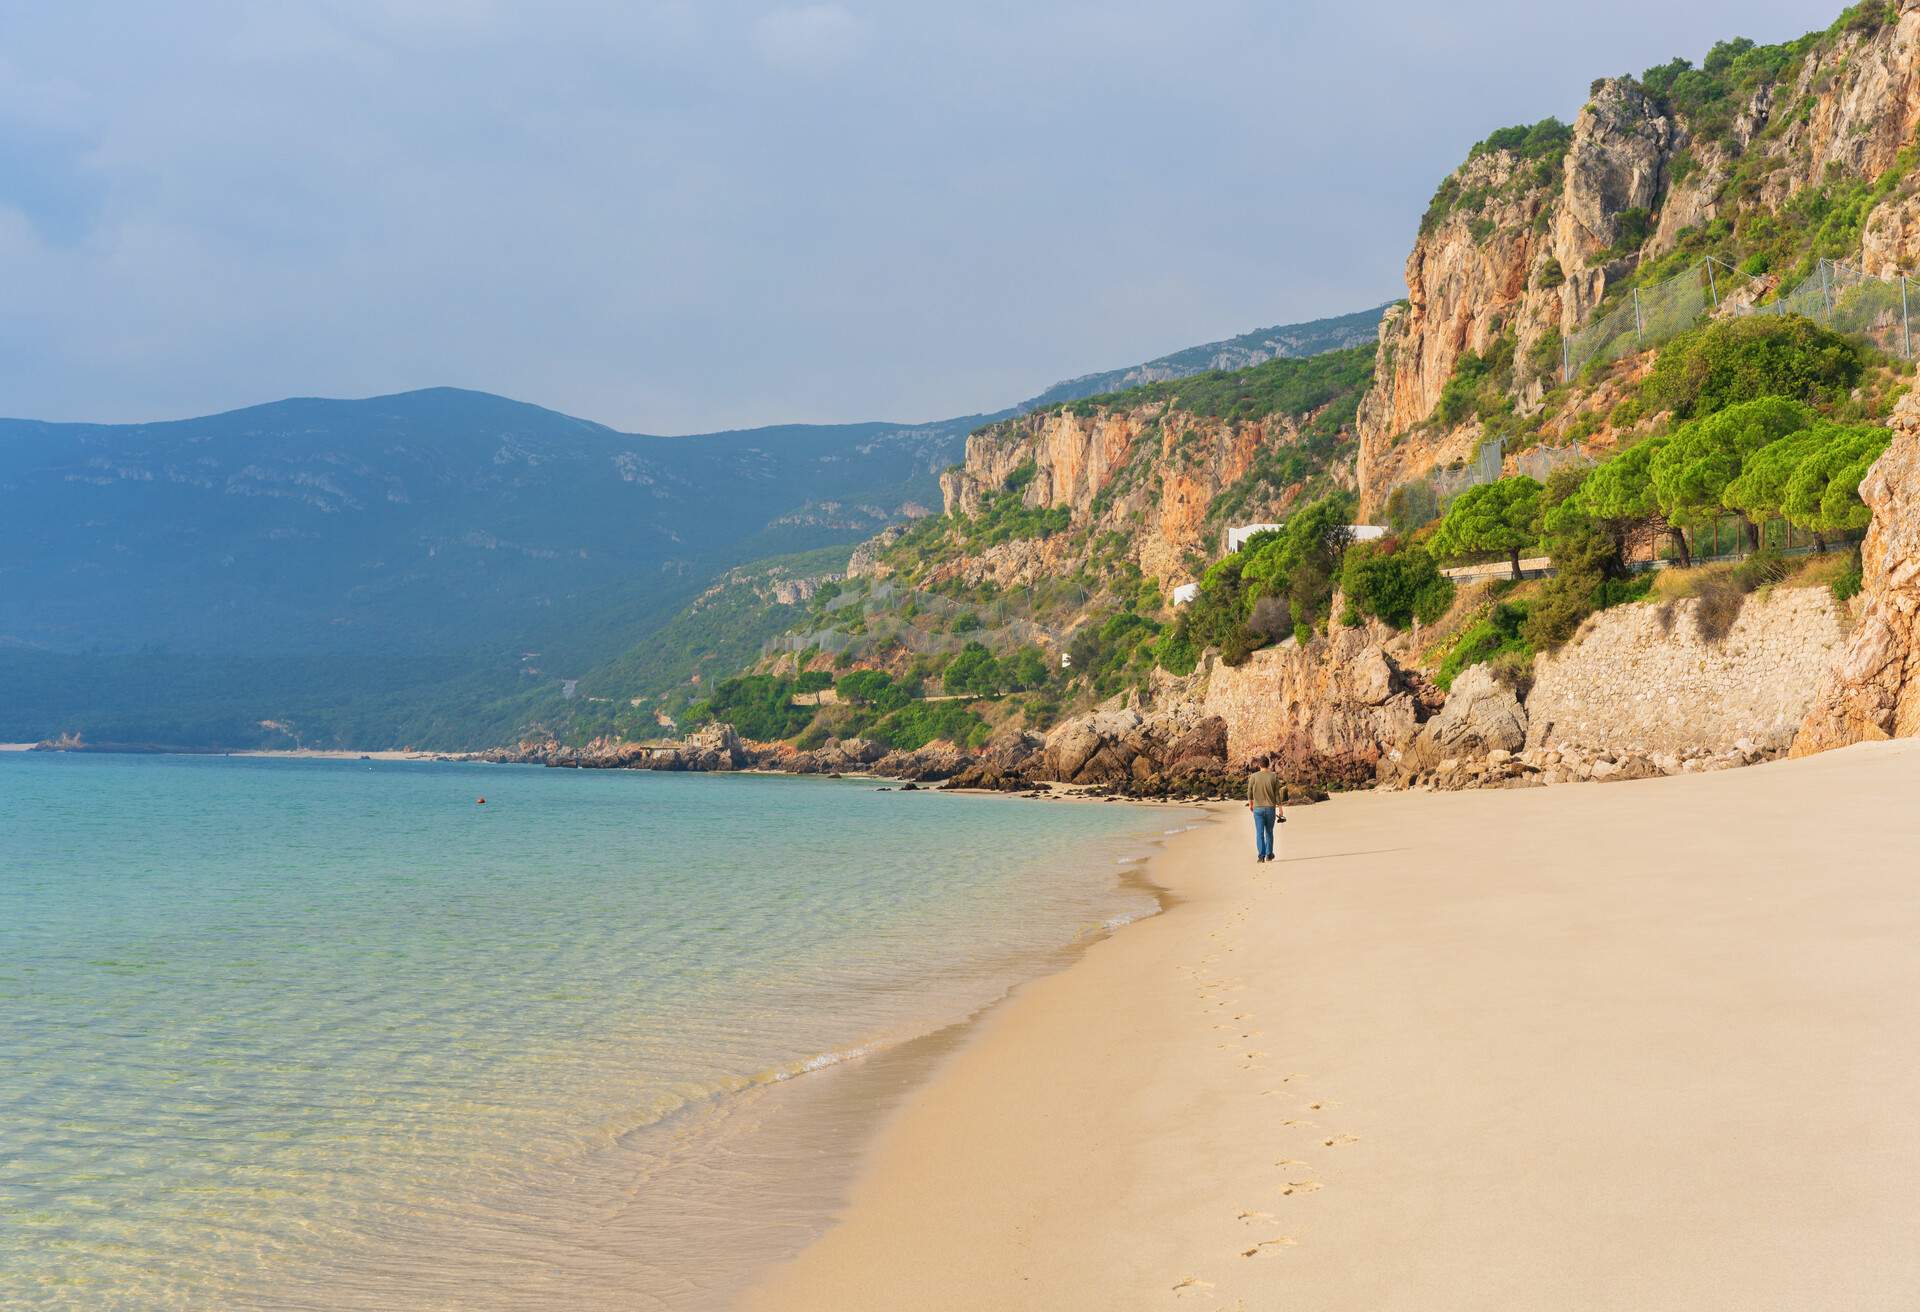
[1224,523,1284,553]
[1171,582,1200,607]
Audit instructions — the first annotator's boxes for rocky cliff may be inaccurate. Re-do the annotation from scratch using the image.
[1358,3,1920,511]
[1793,390,1920,752]
[939,409,1312,584]
[936,349,1373,587]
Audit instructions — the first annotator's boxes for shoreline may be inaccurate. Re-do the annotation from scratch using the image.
[742,740,1920,1309]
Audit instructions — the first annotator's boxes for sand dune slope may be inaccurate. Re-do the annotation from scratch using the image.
[744,740,1920,1311]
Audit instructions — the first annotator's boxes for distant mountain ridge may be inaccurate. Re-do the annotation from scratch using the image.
[1020,305,1388,410]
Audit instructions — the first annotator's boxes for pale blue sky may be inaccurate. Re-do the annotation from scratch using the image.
[0,1,1831,430]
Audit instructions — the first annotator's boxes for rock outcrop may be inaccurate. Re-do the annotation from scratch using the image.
[782,736,888,774]
[1199,621,1435,774]
[1403,663,1527,759]
[1793,393,1920,754]
[1037,705,1211,786]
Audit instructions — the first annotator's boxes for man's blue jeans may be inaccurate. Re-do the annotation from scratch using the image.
[1252,806,1276,860]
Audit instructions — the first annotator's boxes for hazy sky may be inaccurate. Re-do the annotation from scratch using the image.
[1,1,1833,431]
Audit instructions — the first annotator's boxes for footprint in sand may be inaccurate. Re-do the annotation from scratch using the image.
[1274,1158,1306,1167]
[1240,1237,1297,1257]
[1307,1101,1335,1111]
[1236,1209,1274,1222]
[1323,1134,1360,1147]
[1172,1275,1214,1296]
[1281,1180,1323,1196]
[1280,1118,1315,1128]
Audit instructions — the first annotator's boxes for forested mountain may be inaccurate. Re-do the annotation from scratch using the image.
[0,389,973,747]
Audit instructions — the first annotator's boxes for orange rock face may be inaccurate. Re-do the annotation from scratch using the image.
[940,401,1351,585]
[1792,391,1920,755]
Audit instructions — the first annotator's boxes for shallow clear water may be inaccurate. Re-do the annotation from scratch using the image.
[0,754,1171,1309]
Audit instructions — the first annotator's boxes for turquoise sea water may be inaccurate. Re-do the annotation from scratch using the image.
[0,754,1174,1309]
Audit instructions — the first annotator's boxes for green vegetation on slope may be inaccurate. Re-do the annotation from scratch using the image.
[1059,344,1375,428]
[1421,117,1573,236]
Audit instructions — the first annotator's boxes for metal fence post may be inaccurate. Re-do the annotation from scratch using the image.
[1562,332,1571,384]
[1706,257,1718,308]
[1821,260,1833,322]
[1904,276,1912,360]
[1633,286,1644,344]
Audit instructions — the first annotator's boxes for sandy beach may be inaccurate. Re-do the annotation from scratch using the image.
[745,739,1920,1310]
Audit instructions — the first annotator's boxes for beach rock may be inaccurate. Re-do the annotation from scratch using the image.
[873,742,970,782]
[1036,705,1213,787]
[1041,708,1140,783]
[1164,716,1230,768]
[1383,662,1528,790]
[785,736,888,774]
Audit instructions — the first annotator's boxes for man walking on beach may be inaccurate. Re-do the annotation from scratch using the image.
[1247,755,1283,864]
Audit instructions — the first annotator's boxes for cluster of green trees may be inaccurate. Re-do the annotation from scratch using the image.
[1414,393,1888,669]
[1556,395,1882,562]
[1161,497,1365,668]
[942,642,1051,696]
[686,635,1059,749]
[1640,315,1867,419]
[686,674,817,742]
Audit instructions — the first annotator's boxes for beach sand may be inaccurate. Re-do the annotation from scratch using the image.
[743,738,1920,1310]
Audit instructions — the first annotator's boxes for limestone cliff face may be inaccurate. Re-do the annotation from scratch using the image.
[1358,4,1920,510]
[1199,621,1433,766]
[1357,81,1676,507]
[940,399,1352,584]
[1793,391,1920,754]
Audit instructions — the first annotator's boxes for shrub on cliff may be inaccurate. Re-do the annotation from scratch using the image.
[1434,335,1517,426]
[1339,541,1454,629]
[1520,529,1651,652]
[1436,602,1531,691]
[1639,315,1866,420]
[870,702,990,751]
[1831,549,1865,602]
[1517,464,1649,651]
